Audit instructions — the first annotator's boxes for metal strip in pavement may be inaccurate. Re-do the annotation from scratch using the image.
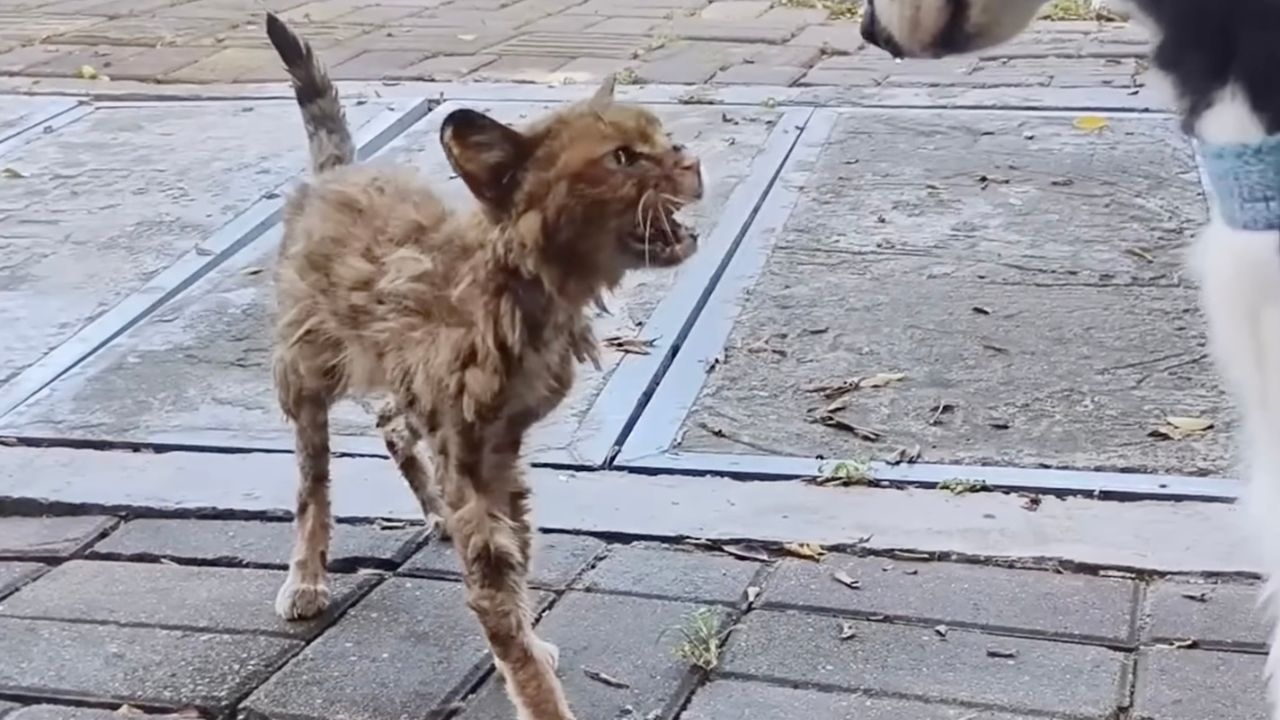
[565,107,814,467]
[0,100,92,158]
[0,96,438,420]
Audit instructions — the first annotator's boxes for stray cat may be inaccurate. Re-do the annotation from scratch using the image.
[264,13,703,719]
[861,0,1280,714]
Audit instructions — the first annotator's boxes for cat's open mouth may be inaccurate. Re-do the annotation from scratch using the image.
[628,202,698,267]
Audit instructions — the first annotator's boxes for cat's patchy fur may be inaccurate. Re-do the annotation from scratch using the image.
[860,0,1280,715]
[265,14,702,720]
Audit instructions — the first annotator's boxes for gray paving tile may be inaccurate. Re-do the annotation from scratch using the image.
[0,560,372,638]
[458,592,723,720]
[723,610,1127,718]
[0,562,44,599]
[402,533,605,589]
[1134,648,1267,720]
[0,616,298,711]
[762,555,1137,643]
[90,518,426,570]
[682,680,1039,719]
[1145,581,1268,649]
[577,543,759,603]
[0,516,117,560]
[8,707,174,719]
[0,702,18,719]
[245,577,504,719]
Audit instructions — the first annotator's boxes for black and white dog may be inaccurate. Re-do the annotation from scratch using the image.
[861,0,1280,710]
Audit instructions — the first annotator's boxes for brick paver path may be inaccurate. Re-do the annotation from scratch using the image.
[0,0,1152,87]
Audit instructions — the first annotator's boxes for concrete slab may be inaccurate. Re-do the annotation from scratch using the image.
[0,447,1259,575]
[0,515,116,559]
[0,616,298,711]
[577,542,759,604]
[682,680,1038,719]
[627,108,1226,478]
[1144,580,1268,650]
[243,577,495,719]
[89,517,425,570]
[0,100,795,466]
[402,532,605,589]
[0,560,372,637]
[457,591,723,720]
[1133,648,1268,720]
[0,97,77,146]
[762,554,1137,643]
[0,99,397,417]
[0,562,44,599]
[722,610,1128,717]
[0,702,16,719]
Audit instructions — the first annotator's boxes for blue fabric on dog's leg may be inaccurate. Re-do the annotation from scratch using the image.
[1200,134,1280,232]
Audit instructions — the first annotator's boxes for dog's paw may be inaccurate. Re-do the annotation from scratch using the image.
[275,576,331,620]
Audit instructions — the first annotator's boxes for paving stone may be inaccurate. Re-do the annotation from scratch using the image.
[467,53,568,81]
[329,48,429,78]
[84,46,213,79]
[0,562,44,599]
[787,23,864,53]
[724,610,1127,717]
[391,53,496,79]
[713,62,805,85]
[683,680,1039,719]
[1145,580,1268,649]
[519,13,600,32]
[402,533,604,590]
[333,4,429,24]
[762,556,1136,643]
[977,32,1084,59]
[280,0,373,22]
[0,45,67,73]
[586,15,662,33]
[670,17,802,43]
[353,26,512,52]
[18,44,144,77]
[551,56,633,83]
[0,15,104,44]
[244,578,503,719]
[0,701,16,718]
[52,15,231,44]
[698,0,768,21]
[457,592,722,720]
[0,616,298,711]
[0,516,116,560]
[8,707,181,719]
[161,47,289,82]
[193,20,372,47]
[758,6,828,24]
[89,518,426,570]
[798,65,885,86]
[0,560,372,637]
[565,1,679,17]
[577,543,757,603]
[1134,648,1267,720]
[487,31,648,58]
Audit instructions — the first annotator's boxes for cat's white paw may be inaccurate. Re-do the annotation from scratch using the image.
[275,575,331,620]
[531,636,560,670]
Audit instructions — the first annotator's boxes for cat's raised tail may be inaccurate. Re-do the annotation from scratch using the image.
[265,12,354,173]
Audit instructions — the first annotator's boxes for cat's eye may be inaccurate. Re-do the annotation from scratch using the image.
[612,146,638,166]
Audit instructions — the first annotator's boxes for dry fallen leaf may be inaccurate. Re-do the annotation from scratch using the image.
[1125,246,1155,263]
[933,624,950,638]
[805,372,906,398]
[811,413,883,442]
[375,518,409,530]
[583,668,631,689]
[1150,415,1214,440]
[602,335,657,355]
[986,647,1018,659]
[884,444,921,466]
[1072,115,1110,132]
[838,621,858,641]
[1,167,26,178]
[783,542,828,561]
[745,586,761,607]
[971,305,992,315]
[242,266,265,276]
[720,543,771,562]
[832,570,861,590]
[1165,639,1198,649]
[1180,589,1211,603]
[1019,493,1042,512]
[860,372,906,388]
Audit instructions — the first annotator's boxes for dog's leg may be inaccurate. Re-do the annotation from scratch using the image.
[276,390,334,620]
[375,398,449,536]
[437,431,571,720]
[1195,219,1280,715]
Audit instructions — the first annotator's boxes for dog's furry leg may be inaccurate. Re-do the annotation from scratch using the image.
[375,398,449,536]
[438,431,572,720]
[275,390,334,620]
[265,11,354,173]
[1195,219,1280,715]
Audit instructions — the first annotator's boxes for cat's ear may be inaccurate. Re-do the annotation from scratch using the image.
[440,108,531,210]
[588,74,616,112]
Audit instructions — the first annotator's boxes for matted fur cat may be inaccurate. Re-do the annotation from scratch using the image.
[861,0,1280,714]
[264,14,703,719]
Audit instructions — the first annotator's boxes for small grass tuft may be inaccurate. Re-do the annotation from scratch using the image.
[672,608,733,672]
[772,0,861,21]
[1041,0,1125,21]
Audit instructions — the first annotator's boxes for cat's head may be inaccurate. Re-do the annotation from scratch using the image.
[440,76,702,287]
[860,0,1050,58]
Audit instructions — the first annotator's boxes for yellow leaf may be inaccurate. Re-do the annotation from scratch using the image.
[1166,416,1213,432]
[1,167,25,178]
[76,64,99,80]
[1072,115,1109,132]
[783,542,828,561]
